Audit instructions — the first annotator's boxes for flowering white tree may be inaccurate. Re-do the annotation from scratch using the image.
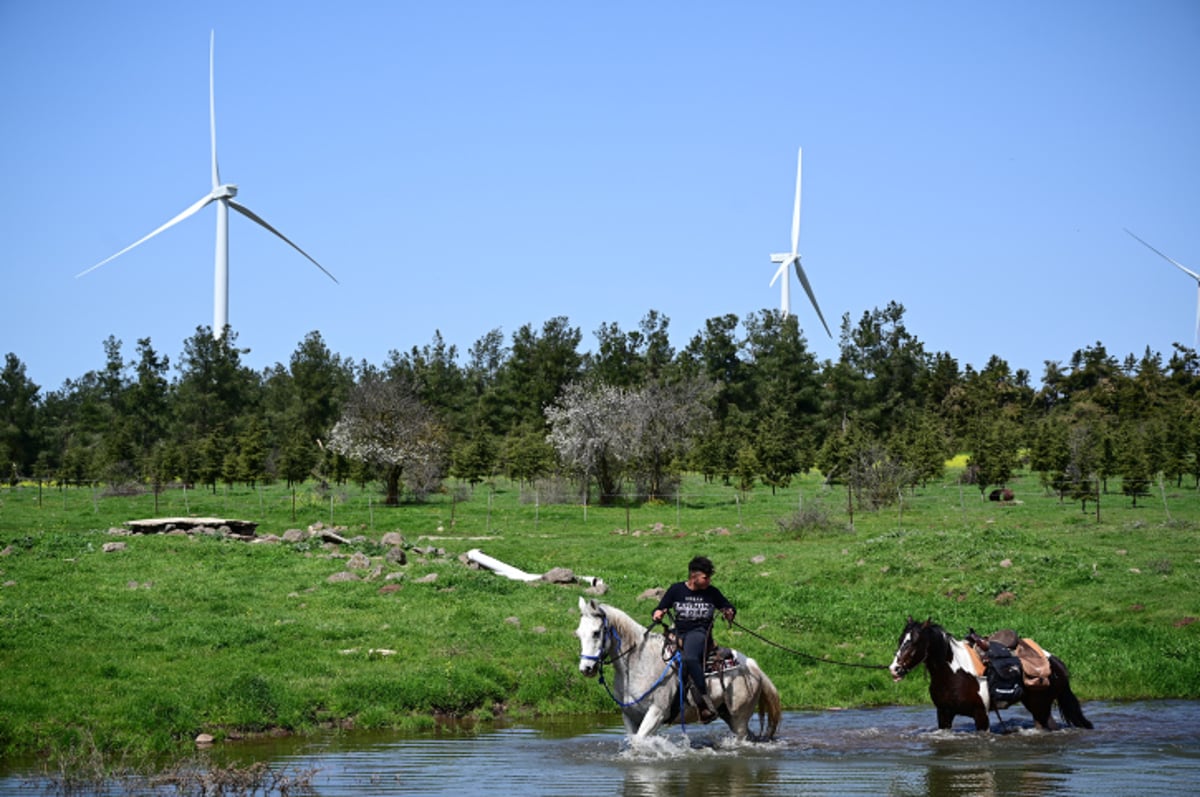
[327,375,447,505]
[545,382,634,504]
[545,378,712,503]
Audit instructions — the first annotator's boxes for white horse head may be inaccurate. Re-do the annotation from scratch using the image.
[575,596,611,677]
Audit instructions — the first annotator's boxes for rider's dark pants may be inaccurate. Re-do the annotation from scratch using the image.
[681,628,709,697]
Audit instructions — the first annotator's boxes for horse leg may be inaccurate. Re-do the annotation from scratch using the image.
[936,705,956,730]
[632,704,667,739]
[972,705,991,731]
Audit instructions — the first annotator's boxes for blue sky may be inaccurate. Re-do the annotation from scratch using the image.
[2,1,1197,392]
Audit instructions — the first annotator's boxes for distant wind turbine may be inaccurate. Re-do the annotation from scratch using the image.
[1125,228,1199,349]
[769,146,831,337]
[77,31,337,338]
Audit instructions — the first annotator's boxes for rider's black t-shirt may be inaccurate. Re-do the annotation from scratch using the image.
[656,582,734,634]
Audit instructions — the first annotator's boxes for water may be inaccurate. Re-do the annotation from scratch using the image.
[2,701,1197,796]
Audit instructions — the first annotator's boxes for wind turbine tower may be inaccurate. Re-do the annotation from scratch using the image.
[769,146,831,337]
[77,31,337,338]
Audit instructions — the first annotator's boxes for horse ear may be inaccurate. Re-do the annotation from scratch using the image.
[578,596,589,613]
[923,616,932,627]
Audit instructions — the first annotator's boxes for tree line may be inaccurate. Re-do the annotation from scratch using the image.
[3,302,1197,511]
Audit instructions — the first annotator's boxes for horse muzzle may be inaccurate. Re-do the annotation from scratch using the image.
[889,663,909,682]
[579,659,599,678]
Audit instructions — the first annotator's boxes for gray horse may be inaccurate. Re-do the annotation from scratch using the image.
[575,597,782,740]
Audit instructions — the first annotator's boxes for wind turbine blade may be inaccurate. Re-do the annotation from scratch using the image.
[769,260,789,287]
[75,193,215,278]
[210,30,220,190]
[229,200,339,283]
[793,261,832,338]
[1125,228,1200,281]
[790,146,802,255]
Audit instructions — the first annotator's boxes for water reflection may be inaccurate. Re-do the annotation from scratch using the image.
[2,702,1198,796]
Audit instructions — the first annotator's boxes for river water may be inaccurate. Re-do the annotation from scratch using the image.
[2,701,1197,796]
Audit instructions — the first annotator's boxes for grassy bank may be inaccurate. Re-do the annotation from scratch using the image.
[1,469,1198,761]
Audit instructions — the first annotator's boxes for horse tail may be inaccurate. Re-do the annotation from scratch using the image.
[1051,655,1094,729]
[753,666,783,741]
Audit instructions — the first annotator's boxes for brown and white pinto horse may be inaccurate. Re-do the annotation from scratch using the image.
[889,616,1093,731]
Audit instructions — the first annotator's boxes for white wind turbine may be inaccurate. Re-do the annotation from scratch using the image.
[1125,228,1200,349]
[77,31,337,338]
[769,146,831,337]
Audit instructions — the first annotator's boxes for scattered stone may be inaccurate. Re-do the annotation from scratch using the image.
[541,567,576,584]
[1129,568,1142,574]
[102,542,127,553]
[414,573,439,584]
[327,571,360,584]
[583,582,608,596]
[637,588,665,602]
[0,545,11,556]
[1174,617,1197,628]
[504,616,521,627]
[532,626,547,634]
[378,584,402,594]
[386,547,407,565]
[384,571,406,582]
[1000,558,1012,568]
[347,552,371,570]
[995,591,1017,605]
[282,529,305,543]
[195,733,214,747]
[381,532,406,547]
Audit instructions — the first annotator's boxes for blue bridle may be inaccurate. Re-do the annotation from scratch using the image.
[582,610,684,710]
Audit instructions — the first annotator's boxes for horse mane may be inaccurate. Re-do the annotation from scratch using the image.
[596,602,650,642]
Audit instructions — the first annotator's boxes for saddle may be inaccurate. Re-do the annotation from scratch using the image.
[662,629,739,675]
[966,628,1052,689]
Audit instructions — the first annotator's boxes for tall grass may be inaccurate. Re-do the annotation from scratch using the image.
[1,468,1197,763]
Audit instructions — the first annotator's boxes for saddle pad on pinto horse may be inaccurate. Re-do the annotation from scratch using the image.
[1015,637,1051,687]
[974,629,1052,687]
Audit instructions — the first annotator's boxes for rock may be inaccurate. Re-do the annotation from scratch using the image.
[378,584,402,594]
[195,733,214,746]
[995,590,1017,605]
[584,582,608,596]
[414,573,438,584]
[637,588,665,602]
[347,552,371,570]
[541,567,576,584]
[381,532,406,547]
[282,529,305,542]
[505,616,521,627]
[386,547,407,565]
[102,542,127,553]
[750,555,766,564]
[327,571,360,584]
[1000,558,1012,568]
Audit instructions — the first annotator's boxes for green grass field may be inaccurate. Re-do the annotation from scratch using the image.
[1,468,1198,763]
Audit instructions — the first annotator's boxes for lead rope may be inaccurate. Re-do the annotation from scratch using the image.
[728,619,891,670]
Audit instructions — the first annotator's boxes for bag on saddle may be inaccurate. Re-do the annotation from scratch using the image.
[984,640,1024,707]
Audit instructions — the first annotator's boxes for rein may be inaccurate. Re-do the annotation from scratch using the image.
[585,611,683,708]
[729,619,890,671]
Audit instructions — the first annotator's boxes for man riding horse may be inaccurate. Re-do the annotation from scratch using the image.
[652,555,736,723]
